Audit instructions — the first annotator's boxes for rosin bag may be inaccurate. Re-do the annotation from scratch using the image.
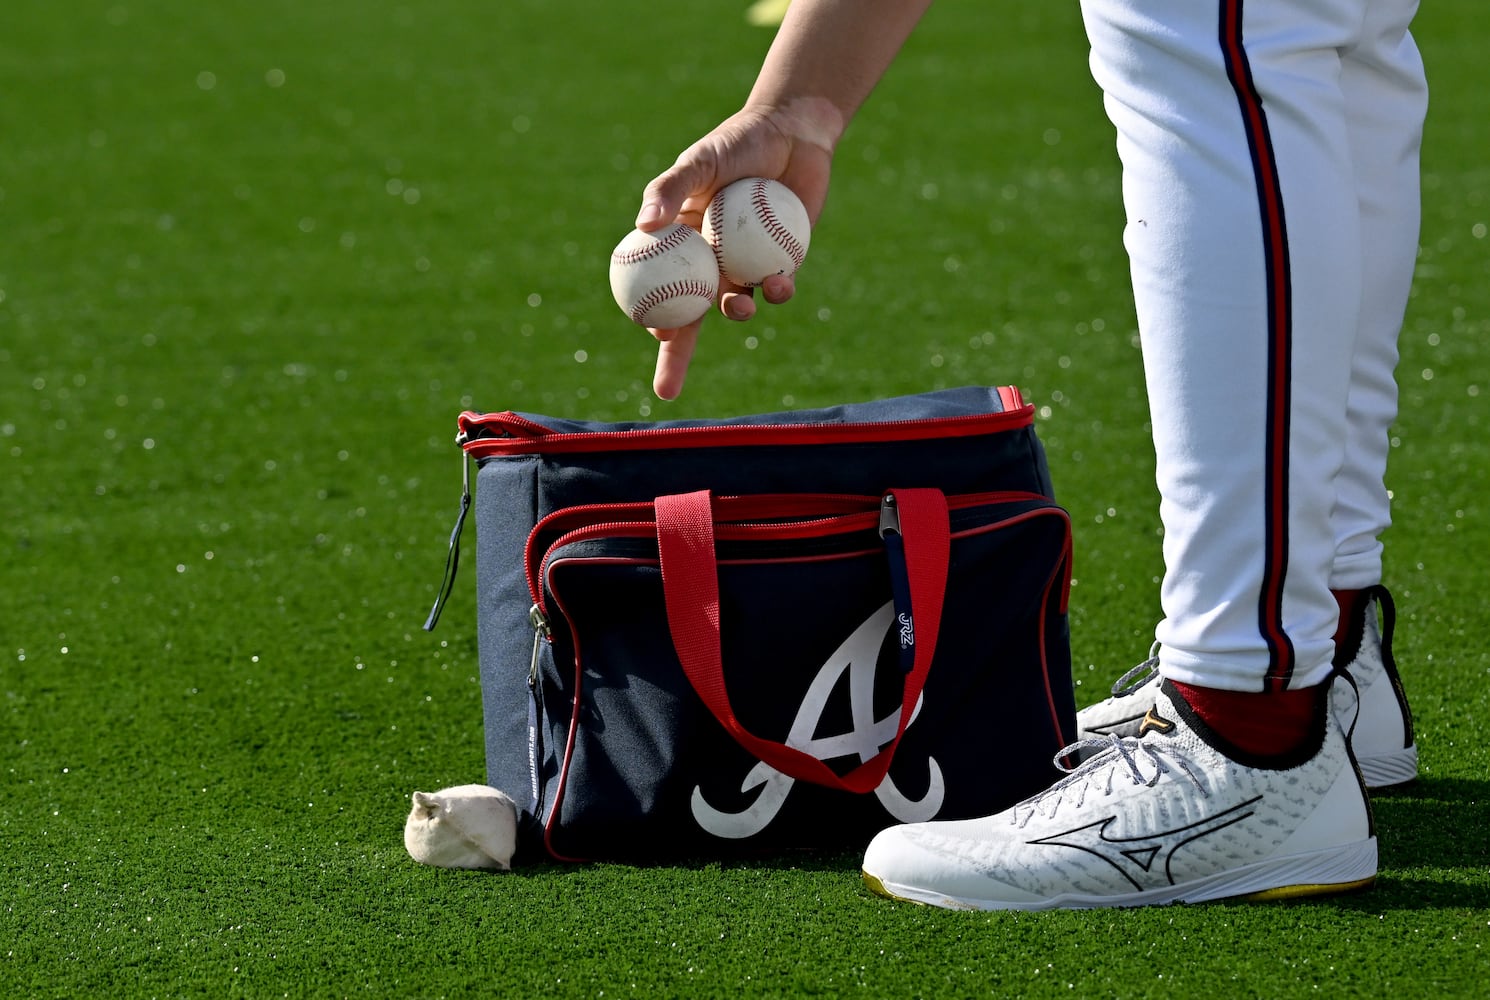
[426,386,1077,862]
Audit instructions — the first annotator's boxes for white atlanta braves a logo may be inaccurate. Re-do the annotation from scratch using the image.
[691,601,944,839]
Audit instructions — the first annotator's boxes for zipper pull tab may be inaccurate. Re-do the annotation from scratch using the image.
[527,603,551,688]
[879,493,901,537]
[422,451,473,632]
[525,603,551,817]
[879,493,915,674]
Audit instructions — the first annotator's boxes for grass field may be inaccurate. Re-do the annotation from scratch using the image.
[3,1,1487,996]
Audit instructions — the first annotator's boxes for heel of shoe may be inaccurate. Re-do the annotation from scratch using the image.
[1357,744,1418,790]
[1337,586,1419,790]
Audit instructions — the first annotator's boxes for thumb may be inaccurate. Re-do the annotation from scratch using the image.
[635,196,669,230]
[635,166,694,231]
[635,135,729,231]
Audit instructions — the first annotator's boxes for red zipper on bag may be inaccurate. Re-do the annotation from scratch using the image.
[524,489,1052,616]
[524,492,883,607]
[423,389,1035,633]
[457,388,1031,458]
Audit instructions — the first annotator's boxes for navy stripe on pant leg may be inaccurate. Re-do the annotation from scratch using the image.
[1218,0,1296,690]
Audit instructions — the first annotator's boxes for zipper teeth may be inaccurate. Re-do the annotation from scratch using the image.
[535,499,1066,623]
[525,493,892,599]
[460,388,1022,432]
[473,412,987,438]
[533,516,878,617]
[462,405,1032,454]
[533,515,878,612]
[528,520,653,609]
[528,489,1049,613]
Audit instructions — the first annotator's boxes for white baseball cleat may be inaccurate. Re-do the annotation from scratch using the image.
[862,684,1376,910]
[1074,586,1416,790]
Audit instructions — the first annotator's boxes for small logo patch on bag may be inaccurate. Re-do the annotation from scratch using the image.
[690,601,945,839]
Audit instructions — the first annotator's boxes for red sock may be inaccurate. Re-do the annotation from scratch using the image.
[1170,680,1324,759]
[1332,587,1364,647]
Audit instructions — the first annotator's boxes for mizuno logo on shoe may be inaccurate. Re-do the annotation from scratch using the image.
[1138,707,1175,737]
[1029,795,1262,890]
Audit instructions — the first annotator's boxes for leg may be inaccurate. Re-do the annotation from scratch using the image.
[1075,1,1426,776]
[1331,3,1426,592]
[1327,3,1427,784]
[1091,0,1361,694]
[860,0,1431,909]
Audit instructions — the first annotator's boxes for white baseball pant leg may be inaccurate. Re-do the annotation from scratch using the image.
[1078,0,1427,691]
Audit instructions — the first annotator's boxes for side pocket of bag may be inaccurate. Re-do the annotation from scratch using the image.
[537,536,689,861]
[470,454,553,849]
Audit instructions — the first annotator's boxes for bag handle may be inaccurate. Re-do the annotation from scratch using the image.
[655,488,949,794]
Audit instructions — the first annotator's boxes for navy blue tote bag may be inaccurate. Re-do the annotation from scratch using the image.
[428,386,1077,863]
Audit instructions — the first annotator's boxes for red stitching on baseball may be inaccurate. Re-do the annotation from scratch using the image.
[750,179,807,270]
[613,224,697,266]
[707,188,729,268]
[630,279,715,325]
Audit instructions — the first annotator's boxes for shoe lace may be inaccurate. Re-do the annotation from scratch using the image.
[1109,641,1161,697]
[1012,734,1209,828]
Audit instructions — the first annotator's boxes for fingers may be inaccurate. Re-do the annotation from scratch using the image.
[759,273,795,305]
[650,276,797,399]
[720,275,796,320]
[652,326,700,401]
[633,114,808,398]
[721,290,756,322]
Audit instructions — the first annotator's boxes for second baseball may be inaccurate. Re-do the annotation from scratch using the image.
[609,222,720,329]
[702,177,811,287]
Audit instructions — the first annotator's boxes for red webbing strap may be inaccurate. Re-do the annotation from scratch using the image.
[655,488,949,793]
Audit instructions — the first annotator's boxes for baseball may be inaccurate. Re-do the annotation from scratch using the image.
[609,222,720,329]
[702,177,811,287]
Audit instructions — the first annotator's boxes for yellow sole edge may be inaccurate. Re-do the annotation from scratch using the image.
[1233,875,1377,903]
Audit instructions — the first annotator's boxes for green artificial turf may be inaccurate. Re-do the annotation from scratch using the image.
[3,1,1487,997]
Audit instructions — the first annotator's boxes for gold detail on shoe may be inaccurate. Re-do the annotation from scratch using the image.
[863,870,928,906]
[1137,707,1176,737]
[1234,875,1376,902]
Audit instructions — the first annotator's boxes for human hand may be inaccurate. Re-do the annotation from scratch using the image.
[634,105,835,399]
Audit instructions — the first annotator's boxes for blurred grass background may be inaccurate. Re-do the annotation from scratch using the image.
[2,1,1486,996]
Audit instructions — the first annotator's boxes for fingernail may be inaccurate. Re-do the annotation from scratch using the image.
[635,202,664,228]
